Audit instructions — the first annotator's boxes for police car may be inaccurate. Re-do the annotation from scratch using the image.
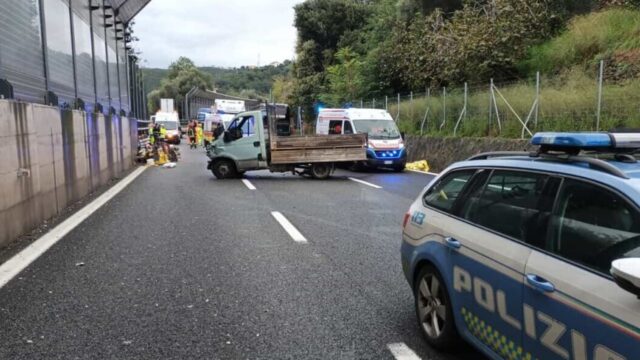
[401,132,640,360]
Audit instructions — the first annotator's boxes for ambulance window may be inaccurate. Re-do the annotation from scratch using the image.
[329,120,342,135]
[550,180,640,274]
[423,170,475,214]
[344,121,353,135]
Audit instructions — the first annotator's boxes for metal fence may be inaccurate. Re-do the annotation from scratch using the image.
[349,61,640,138]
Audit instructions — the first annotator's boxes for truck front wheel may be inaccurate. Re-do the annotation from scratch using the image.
[310,163,332,180]
[212,159,238,179]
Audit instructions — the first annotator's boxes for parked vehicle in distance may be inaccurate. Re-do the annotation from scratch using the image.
[154,99,181,144]
[206,105,367,179]
[156,120,181,144]
[401,132,640,360]
[316,108,406,172]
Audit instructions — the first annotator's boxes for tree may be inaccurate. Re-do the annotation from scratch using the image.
[147,57,213,115]
[320,48,364,106]
[292,0,371,116]
[294,0,371,61]
[272,75,295,103]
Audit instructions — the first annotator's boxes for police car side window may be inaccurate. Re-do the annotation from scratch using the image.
[423,170,475,214]
[461,171,552,244]
[550,180,640,274]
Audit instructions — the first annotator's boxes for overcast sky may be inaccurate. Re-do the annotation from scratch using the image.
[134,0,303,69]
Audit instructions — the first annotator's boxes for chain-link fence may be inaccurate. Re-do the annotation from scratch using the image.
[349,61,640,138]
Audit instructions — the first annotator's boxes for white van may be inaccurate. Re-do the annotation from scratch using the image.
[316,108,406,171]
[153,111,181,145]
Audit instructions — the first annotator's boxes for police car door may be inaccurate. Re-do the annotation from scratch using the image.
[452,169,558,359]
[523,178,640,360]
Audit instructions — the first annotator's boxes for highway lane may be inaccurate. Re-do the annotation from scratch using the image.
[0,145,482,359]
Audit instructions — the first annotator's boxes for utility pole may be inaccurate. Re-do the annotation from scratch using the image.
[596,60,604,131]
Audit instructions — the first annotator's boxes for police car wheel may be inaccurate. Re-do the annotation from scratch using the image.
[212,159,238,179]
[414,265,460,350]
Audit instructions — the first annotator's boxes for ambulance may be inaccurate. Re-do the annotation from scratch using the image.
[316,108,406,171]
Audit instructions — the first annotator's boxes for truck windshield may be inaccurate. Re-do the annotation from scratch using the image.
[157,121,178,130]
[353,120,401,140]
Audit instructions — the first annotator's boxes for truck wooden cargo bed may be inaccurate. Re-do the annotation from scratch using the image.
[269,134,367,165]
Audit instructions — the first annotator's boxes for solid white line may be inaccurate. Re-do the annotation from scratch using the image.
[241,179,257,190]
[348,177,382,189]
[0,166,148,290]
[387,343,422,360]
[271,212,307,244]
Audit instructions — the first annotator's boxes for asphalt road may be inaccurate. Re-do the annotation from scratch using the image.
[0,145,483,360]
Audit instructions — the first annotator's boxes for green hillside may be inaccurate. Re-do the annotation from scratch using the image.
[522,8,640,79]
[388,8,640,138]
[142,61,292,97]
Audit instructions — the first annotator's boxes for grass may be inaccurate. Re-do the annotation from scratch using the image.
[522,8,640,74]
[389,71,640,139]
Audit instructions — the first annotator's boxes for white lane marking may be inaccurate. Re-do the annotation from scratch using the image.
[271,212,307,243]
[387,343,422,360]
[0,166,148,290]
[348,177,382,189]
[242,179,257,190]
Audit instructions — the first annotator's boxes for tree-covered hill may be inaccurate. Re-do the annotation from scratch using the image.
[142,61,293,98]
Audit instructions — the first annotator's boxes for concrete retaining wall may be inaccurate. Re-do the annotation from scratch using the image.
[406,135,534,173]
[0,99,138,248]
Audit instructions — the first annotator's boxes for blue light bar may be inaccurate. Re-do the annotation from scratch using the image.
[531,132,612,148]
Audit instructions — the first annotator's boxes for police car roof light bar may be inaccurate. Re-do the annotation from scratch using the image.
[531,132,640,151]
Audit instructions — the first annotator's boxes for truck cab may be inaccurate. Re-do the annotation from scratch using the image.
[316,108,407,172]
[207,105,368,180]
[207,110,267,178]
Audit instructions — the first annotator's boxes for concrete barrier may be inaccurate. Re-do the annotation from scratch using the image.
[406,135,534,173]
[0,99,138,248]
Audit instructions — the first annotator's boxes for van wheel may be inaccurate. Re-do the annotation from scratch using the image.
[310,163,332,180]
[414,265,461,350]
[212,159,238,179]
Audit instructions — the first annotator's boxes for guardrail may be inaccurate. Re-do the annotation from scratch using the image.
[137,119,151,147]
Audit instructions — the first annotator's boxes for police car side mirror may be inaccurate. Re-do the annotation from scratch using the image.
[611,258,640,299]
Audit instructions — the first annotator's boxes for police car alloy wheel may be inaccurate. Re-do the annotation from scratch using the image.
[414,265,460,349]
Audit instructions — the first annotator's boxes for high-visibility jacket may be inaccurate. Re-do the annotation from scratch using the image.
[196,127,204,142]
[159,126,167,139]
[149,127,155,144]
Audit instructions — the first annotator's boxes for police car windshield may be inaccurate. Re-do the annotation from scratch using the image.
[157,121,178,130]
[353,120,401,140]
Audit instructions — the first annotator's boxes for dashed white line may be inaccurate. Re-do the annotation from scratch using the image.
[348,177,383,189]
[271,212,307,243]
[387,343,422,360]
[0,165,148,290]
[242,179,257,190]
